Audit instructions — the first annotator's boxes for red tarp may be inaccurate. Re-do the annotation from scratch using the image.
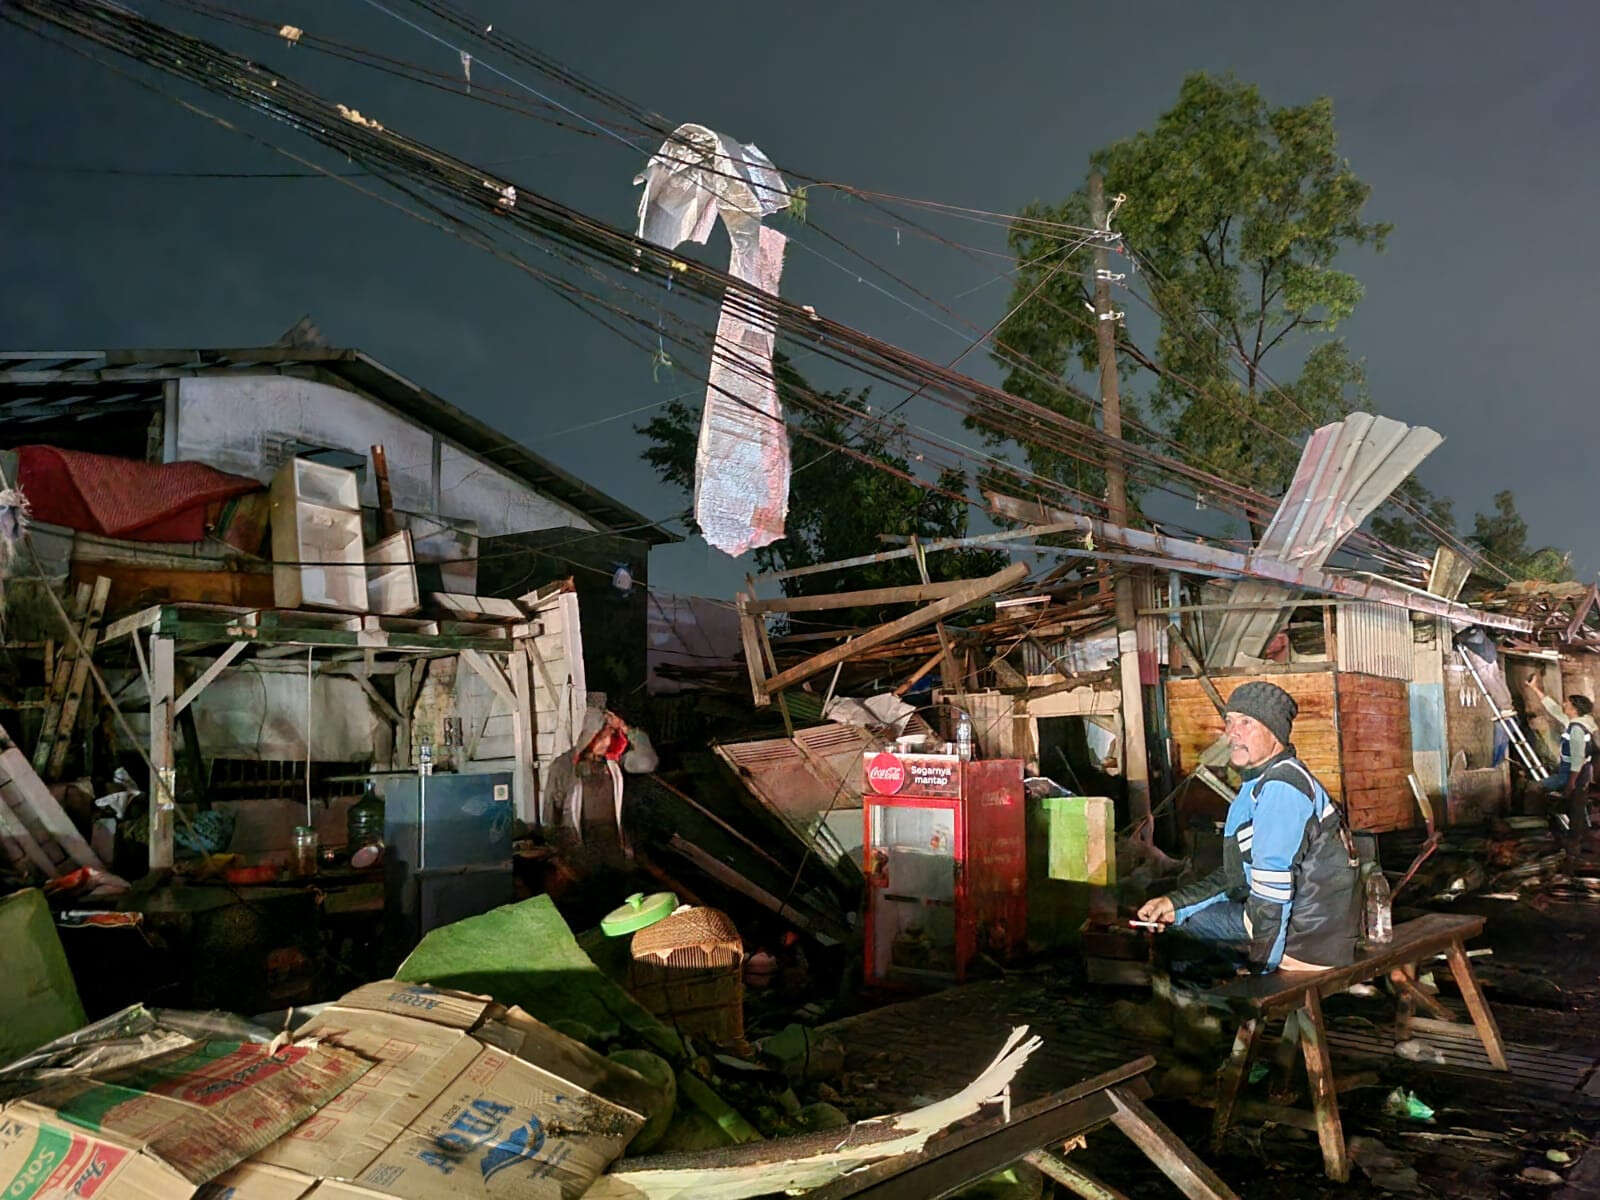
[17,445,260,542]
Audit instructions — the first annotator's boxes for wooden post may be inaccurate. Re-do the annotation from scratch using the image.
[1297,987,1348,1182]
[371,443,397,538]
[911,536,963,694]
[394,662,415,771]
[1445,938,1509,1070]
[1090,171,1151,838]
[148,632,176,871]
[508,642,537,825]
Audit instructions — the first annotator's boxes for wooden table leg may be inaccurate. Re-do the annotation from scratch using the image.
[1210,1016,1261,1152]
[1445,938,1509,1071]
[1110,1084,1241,1200]
[1391,966,1416,1039]
[1298,987,1349,1183]
[1269,1010,1301,1103]
[1393,965,1454,1023]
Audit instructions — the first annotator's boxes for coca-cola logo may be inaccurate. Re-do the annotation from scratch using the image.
[866,752,906,795]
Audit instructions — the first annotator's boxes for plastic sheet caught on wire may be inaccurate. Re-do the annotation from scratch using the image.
[634,123,792,556]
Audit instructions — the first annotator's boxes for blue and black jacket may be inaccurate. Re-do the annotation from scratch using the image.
[1167,746,1359,970]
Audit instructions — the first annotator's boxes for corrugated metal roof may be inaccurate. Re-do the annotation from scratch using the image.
[0,345,678,545]
[1206,414,1441,667]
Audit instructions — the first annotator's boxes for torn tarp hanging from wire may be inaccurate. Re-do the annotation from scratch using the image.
[634,123,791,556]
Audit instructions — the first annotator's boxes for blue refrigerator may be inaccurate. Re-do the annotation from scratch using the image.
[383,771,514,942]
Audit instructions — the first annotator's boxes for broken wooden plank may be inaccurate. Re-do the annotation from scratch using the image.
[759,562,1028,697]
[1025,1151,1132,1200]
[666,834,843,942]
[0,728,106,872]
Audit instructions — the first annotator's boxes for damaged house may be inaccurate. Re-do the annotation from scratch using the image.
[0,330,675,882]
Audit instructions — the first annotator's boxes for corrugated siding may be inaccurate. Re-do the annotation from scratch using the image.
[1336,603,1413,681]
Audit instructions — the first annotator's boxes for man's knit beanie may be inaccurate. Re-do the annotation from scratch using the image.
[1225,681,1297,747]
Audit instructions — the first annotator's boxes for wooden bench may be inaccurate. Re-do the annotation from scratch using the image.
[1206,912,1505,1183]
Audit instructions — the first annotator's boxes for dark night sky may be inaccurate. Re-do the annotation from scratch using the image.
[4,1,1598,596]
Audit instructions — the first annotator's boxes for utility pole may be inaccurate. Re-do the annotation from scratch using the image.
[1089,171,1152,840]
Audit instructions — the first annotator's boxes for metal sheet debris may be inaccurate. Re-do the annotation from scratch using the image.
[1206,414,1442,667]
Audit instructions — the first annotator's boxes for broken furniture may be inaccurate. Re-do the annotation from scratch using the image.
[270,456,369,611]
[863,754,1026,989]
[365,527,421,615]
[1208,912,1505,1182]
[806,1057,1236,1200]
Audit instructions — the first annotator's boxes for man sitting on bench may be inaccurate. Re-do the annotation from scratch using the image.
[1137,681,1360,974]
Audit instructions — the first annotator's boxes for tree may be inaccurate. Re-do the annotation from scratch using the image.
[990,72,1390,506]
[638,355,1005,625]
[1469,490,1572,583]
[1368,478,1457,555]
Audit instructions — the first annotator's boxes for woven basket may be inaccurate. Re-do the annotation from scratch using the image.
[628,906,744,1042]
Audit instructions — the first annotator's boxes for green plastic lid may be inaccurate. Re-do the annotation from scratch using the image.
[600,891,677,937]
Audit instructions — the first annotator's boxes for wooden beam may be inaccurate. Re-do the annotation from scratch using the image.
[746,578,976,615]
[666,834,842,942]
[986,492,1536,634]
[1024,1151,1131,1200]
[101,604,164,645]
[735,593,772,709]
[508,643,537,824]
[893,649,945,698]
[753,518,1090,586]
[370,443,397,538]
[461,649,515,706]
[173,641,249,715]
[353,674,403,725]
[760,562,1028,697]
[1107,1085,1241,1200]
[148,633,176,872]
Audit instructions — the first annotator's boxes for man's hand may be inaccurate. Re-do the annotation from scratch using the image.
[1135,895,1176,926]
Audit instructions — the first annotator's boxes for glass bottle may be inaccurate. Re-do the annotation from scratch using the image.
[292,826,319,878]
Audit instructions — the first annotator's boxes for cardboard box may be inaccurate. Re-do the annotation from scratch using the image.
[0,1040,370,1200]
[252,982,647,1199]
[199,1161,319,1200]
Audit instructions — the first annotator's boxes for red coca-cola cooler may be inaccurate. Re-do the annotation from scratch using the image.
[862,751,1027,989]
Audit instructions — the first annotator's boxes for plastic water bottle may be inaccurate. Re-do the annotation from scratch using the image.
[955,711,974,762]
[1364,865,1393,946]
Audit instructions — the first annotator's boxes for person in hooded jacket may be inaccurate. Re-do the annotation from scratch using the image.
[1136,681,1359,974]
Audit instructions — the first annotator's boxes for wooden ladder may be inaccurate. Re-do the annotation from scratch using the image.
[32,576,110,781]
